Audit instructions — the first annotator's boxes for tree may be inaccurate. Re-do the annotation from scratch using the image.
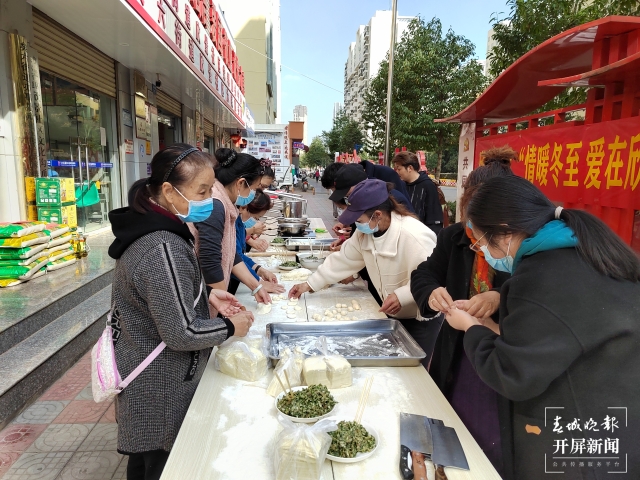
[300,136,331,169]
[321,112,364,155]
[362,18,487,180]
[488,0,640,110]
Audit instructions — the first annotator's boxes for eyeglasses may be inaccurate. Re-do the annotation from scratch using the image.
[469,232,489,252]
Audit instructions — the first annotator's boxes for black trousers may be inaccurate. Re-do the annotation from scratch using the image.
[398,316,444,368]
[127,450,170,480]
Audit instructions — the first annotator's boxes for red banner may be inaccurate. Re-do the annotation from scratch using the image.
[475,116,640,210]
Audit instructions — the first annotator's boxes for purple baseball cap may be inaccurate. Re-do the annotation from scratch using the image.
[338,179,389,225]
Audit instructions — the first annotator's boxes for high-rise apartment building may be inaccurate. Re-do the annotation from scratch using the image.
[333,102,343,121]
[292,105,308,144]
[343,10,414,130]
[219,0,282,123]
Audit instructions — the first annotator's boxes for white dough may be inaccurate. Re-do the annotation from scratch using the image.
[287,313,297,319]
[288,301,297,306]
[294,306,302,311]
[332,310,337,314]
[281,305,288,310]
[255,303,272,315]
[352,300,361,310]
[348,306,354,312]
[324,309,331,315]
[352,316,357,321]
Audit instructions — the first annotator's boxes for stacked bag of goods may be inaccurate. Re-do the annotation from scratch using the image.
[42,223,76,272]
[0,222,51,287]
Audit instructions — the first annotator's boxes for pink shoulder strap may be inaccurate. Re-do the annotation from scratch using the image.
[118,280,204,389]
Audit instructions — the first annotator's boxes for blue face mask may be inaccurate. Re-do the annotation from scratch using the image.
[172,187,214,223]
[480,240,514,273]
[243,216,257,228]
[355,213,379,235]
[235,180,256,206]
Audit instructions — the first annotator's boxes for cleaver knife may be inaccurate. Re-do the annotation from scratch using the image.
[400,413,432,480]
[431,422,470,479]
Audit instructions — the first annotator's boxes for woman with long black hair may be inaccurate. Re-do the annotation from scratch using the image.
[445,175,640,480]
[108,144,254,479]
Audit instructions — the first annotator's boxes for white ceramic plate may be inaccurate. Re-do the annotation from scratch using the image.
[325,418,379,463]
[278,263,300,271]
[275,386,337,423]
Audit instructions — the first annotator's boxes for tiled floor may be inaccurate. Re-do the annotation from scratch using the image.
[0,190,335,480]
[0,350,126,480]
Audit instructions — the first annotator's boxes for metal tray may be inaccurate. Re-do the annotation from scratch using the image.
[285,238,334,251]
[265,320,426,367]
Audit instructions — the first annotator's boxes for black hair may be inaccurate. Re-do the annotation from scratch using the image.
[246,189,272,214]
[321,162,345,189]
[214,148,263,186]
[467,176,640,282]
[263,166,275,179]
[459,156,514,218]
[363,182,418,220]
[392,151,420,171]
[128,143,213,214]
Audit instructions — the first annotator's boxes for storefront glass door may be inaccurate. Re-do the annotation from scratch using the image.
[41,72,120,234]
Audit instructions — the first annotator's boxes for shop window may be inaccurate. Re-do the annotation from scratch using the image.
[41,71,120,234]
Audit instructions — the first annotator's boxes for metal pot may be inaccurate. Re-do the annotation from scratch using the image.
[283,199,307,218]
[278,223,308,236]
[277,217,308,225]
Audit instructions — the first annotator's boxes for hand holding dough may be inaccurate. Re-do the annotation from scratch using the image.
[255,303,272,315]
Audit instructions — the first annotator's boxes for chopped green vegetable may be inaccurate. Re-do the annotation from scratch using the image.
[272,237,286,244]
[277,385,336,418]
[280,261,299,268]
[304,256,319,261]
[328,421,376,458]
[315,228,327,233]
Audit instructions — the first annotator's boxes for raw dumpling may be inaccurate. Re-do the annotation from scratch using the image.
[348,306,354,312]
[255,303,272,315]
[294,306,302,311]
[287,313,297,319]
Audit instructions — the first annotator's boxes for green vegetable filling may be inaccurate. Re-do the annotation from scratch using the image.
[328,421,376,458]
[280,261,299,267]
[272,237,285,243]
[277,385,336,418]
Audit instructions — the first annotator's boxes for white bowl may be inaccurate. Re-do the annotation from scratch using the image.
[275,386,337,423]
[278,263,300,271]
[299,256,325,270]
[325,418,379,463]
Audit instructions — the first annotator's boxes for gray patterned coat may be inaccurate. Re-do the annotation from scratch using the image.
[110,227,230,454]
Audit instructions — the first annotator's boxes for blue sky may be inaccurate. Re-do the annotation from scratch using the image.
[279,0,511,141]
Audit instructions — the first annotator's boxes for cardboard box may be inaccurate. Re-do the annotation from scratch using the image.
[37,204,77,228]
[25,177,36,203]
[27,203,38,222]
[36,177,76,206]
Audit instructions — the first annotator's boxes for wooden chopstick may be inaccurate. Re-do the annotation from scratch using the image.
[274,372,288,394]
[284,370,293,392]
[355,376,374,423]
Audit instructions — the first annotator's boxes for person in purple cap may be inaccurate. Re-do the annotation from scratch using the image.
[288,179,440,365]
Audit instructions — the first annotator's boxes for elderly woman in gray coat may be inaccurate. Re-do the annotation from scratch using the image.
[108,144,253,480]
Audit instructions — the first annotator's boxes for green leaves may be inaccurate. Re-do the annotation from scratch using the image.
[321,112,364,155]
[277,384,337,418]
[362,17,487,179]
[300,137,332,169]
[328,421,376,458]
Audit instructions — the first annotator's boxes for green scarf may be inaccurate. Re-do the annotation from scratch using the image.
[513,220,578,270]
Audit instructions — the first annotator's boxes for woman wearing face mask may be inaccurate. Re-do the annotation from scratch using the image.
[409,148,514,474]
[195,148,271,308]
[245,162,275,253]
[288,179,438,364]
[445,175,640,480]
[108,144,254,480]
[228,189,283,295]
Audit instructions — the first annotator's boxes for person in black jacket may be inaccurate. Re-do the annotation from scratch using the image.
[410,151,514,474]
[392,151,443,235]
[359,159,410,200]
[445,175,640,480]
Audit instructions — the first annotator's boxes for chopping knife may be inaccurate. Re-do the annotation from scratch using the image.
[400,413,469,480]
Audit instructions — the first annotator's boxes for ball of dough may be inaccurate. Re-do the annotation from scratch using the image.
[332,310,337,315]
[295,306,302,311]
[348,306,354,312]
[281,305,288,310]
[287,313,297,319]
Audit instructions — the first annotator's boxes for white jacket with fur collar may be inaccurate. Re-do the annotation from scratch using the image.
[307,212,437,319]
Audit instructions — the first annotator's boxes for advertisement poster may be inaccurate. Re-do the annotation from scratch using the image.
[125,139,134,154]
[243,130,292,185]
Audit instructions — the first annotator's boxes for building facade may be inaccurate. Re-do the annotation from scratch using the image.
[218,0,281,124]
[333,102,343,122]
[343,10,414,130]
[0,0,252,231]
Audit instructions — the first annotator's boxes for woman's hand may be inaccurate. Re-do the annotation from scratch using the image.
[247,237,269,252]
[379,293,402,316]
[428,287,454,313]
[258,268,278,283]
[329,239,343,252]
[452,291,500,319]
[209,290,243,317]
[253,287,271,305]
[260,278,285,294]
[339,275,357,285]
[246,221,266,236]
[230,311,254,337]
[445,307,480,332]
[289,282,311,299]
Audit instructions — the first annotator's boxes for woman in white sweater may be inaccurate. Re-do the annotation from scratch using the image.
[289,179,438,364]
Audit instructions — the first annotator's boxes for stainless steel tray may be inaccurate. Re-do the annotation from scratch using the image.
[265,320,426,367]
[285,238,334,251]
